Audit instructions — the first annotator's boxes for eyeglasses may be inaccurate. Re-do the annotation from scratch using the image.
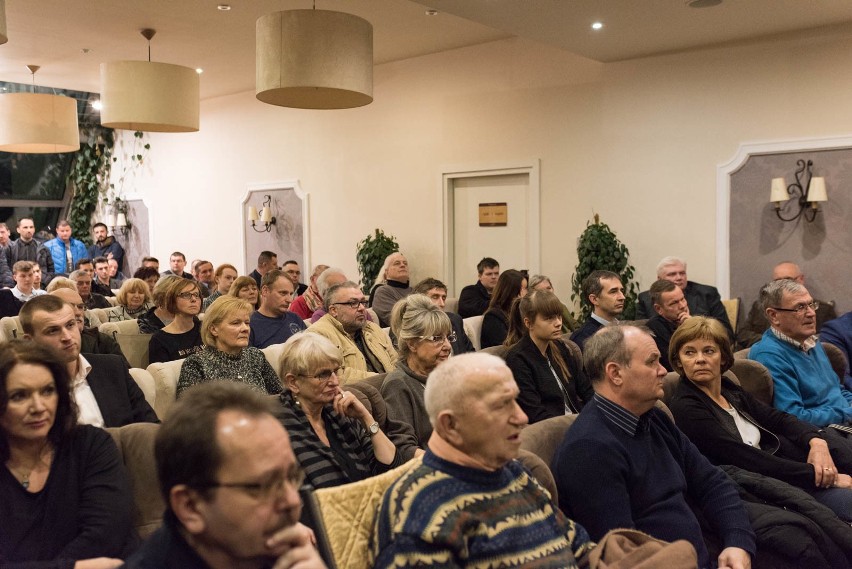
[332,299,369,309]
[415,332,457,345]
[771,301,819,316]
[205,467,305,501]
[177,292,202,300]
[299,367,343,381]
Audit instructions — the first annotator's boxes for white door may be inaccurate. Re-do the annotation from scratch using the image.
[451,173,530,295]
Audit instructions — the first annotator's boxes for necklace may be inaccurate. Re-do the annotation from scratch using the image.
[7,446,53,490]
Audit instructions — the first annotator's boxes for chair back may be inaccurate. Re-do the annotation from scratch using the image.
[307,457,422,569]
[444,297,459,315]
[463,315,484,351]
[128,368,157,414]
[0,315,23,340]
[519,414,578,473]
[365,307,379,326]
[99,319,141,336]
[822,342,849,384]
[106,296,119,306]
[89,307,110,325]
[722,298,741,334]
[261,342,287,379]
[729,358,773,406]
[146,358,186,419]
[106,423,163,539]
[481,344,509,359]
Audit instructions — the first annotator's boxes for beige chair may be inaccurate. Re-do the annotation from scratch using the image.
[100,319,141,336]
[463,315,484,351]
[100,320,149,369]
[0,316,23,340]
[519,414,578,474]
[481,344,509,359]
[721,298,741,334]
[445,297,459,314]
[128,368,157,414]
[89,307,110,325]
[106,423,163,539]
[261,342,287,379]
[307,457,422,569]
[366,307,379,325]
[106,296,119,307]
[147,358,186,419]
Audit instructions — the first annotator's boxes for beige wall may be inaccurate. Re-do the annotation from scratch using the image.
[127,26,852,306]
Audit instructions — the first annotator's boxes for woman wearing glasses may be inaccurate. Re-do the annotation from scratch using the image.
[277,333,405,489]
[504,290,592,423]
[148,278,204,363]
[177,296,282,396]
[381,294,453,447]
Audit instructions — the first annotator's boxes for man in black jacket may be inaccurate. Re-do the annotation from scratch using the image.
[636,256,734,340]
[20,295,158,427]
[457,257,499,318]
[646,279,690,371]
[414,277,475,354]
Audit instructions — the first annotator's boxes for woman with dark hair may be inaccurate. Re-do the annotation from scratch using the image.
[0,340,135,568]
[480,269,527,349]
[277,333,405,489]
[148,278,203,363]
[136,275,181,334]
[132,266,160,295]
[228,276,260,310]
[504,290,592,423]
[669,316,852,521]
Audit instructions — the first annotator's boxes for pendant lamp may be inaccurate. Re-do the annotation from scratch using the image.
[1,0,8,45]
[256,9,373,109]
[100,29,199,132]
[0,65,80,154]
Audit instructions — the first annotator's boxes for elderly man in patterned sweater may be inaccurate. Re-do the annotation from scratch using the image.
[370,352,594,568]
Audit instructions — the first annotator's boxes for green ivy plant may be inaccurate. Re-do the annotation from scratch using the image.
[570,214,640,321]
[66,127,114,245]
[356,228,399,293]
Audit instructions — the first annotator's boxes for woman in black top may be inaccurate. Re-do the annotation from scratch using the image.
[148,278,203,363]
[504,290,592,423]
[480,269,527,349]
[0,340,134,568]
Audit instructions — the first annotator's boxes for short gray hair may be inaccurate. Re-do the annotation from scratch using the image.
[656,256,686,278]
[527,274,552,291]
[323,280,360,310]
[279,332,342,379]
[390,294,451,360]
[759,278,807,313]
[316,267,346,299]
[583,325,636,383]
[424,352,507,425]
[68,270,88,282]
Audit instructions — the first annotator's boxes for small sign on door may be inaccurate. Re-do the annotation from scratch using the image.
[479,202,508,226]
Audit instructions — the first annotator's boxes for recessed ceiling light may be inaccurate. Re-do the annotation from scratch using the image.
[91,100,103,110]
[426,9,438,16]
[591,21,604,30]
[196,68,203,74]
[217,4,231,11]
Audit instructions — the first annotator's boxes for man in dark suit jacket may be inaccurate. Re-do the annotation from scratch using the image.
[0,288,23,318]
[645,279,691,371]
[635,256,733,340]
[20,295,158,427]
[414,277,476,354]
[570,270,625,350]
[458,257,500,318]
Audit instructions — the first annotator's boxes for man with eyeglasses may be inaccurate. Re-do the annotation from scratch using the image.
[738,261,838,349]
[69,269,112,309]
[123,382,326,569]
[750,279,852,427]
[307,281,397,381]
[282,260,308,297]
[250,270,307,349]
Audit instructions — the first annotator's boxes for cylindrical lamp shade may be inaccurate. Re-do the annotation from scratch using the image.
[0,93,80,153]
[100,61,199,132]
[807,177,828,203]
[769,178,789,203]
[256,10,373,109]
[0,0,8,45]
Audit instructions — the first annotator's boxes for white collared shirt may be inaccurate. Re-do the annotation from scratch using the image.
[11,286,46,302]
[590,312,613,326]
[72,354,106,428]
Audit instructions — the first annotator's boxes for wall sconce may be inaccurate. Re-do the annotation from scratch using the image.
[248,195,277,233]
[105,212,129,236]
[769,159,828,222]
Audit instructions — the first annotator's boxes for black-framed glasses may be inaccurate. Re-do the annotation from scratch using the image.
[771,301,819,316]
[332,299,369,309]
[415,332,457,345]
[177,291,202,300]
[205,467,305,500]
[299,367,343,382]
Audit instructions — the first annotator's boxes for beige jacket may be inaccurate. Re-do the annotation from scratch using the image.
[307,314,397,382]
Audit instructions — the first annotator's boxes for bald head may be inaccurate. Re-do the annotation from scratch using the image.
[424,352,510,423]
[772,262,805,285]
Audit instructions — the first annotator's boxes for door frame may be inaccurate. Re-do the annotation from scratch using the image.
[441,159,540,296]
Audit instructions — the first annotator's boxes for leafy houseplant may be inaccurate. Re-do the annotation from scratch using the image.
[67,127,115,245]
[356,228,399,293]
[570,214,640,321]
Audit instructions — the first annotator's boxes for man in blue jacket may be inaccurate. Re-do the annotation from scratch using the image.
[43,219,88,276]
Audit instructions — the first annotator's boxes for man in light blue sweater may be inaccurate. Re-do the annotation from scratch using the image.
[750,279,852,427]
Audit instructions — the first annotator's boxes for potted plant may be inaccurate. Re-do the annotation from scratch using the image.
[356,228,399,293]
[570,214,640,320]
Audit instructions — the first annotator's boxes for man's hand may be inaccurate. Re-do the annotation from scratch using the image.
[807,438,838,488]
[718,547,751,569]
[74,559,123,569]
[267,523,327,569]
[835,474,852,489]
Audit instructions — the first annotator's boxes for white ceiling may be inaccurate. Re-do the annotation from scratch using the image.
[2,0,852,101]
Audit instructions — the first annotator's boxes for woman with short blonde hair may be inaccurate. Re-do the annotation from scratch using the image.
[109,278,153,321]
